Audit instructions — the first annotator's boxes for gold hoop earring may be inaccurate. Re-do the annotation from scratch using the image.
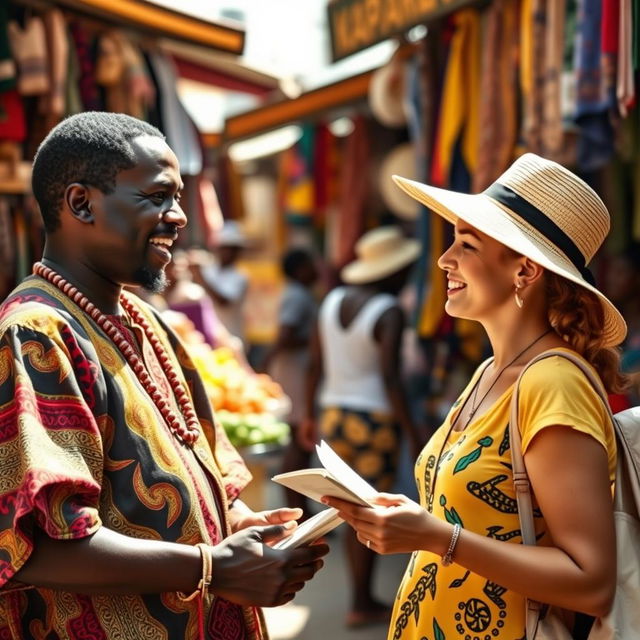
[515,285,524,309]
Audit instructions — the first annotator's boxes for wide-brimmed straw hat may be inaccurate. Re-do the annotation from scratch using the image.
[392,153,627,347]
[341,226,421,285]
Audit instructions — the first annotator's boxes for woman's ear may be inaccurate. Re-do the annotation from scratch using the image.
[516,257,545,287]
[64,183,94,224]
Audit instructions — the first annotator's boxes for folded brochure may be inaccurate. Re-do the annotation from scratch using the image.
[271,441,378,548]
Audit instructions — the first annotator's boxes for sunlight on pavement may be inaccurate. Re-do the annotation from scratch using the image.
[263,603,311,639]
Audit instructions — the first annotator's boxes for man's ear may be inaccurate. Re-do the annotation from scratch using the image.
[64,183,94,224]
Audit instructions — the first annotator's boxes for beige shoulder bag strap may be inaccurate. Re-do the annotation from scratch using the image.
[509,349,613,639]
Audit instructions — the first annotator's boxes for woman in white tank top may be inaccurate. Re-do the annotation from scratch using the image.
[303,226,422,628]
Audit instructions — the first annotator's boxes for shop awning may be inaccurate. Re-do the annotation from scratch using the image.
[55,0,245,54]
[223,69,374,143]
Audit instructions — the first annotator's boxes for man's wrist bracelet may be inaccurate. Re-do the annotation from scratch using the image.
[441,523,461,567]
[178,543,212,602]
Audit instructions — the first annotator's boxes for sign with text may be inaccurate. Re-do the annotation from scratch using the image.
[327,0,474,61]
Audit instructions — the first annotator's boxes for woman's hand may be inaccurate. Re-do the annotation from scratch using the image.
[322,493,440,555]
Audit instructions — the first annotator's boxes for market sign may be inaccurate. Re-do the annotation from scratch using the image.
[328,0,474,61]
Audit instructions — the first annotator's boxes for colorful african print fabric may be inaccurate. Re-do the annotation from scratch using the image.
[0,276,264,640]
[389,350,615,640]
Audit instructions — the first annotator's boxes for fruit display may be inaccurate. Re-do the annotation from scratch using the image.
[162,310,290,448]
[215,410,290,448]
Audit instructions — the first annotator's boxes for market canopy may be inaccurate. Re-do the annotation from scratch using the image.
[53,0,245,53]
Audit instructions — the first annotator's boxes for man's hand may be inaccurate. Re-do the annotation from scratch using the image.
[209,524,329,607]
[229,506,303,535]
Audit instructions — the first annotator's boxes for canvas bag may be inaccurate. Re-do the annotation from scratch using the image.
[509,349,640,639]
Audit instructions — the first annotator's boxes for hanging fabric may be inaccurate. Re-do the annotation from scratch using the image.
[333,114,369,273]
[147,51,202,176]
[473,0,519,191]
[617,0,635,116]
[281,124,315,226]
[574,0,616,171]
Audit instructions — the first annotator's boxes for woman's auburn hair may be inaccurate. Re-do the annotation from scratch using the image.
[545,271,628,394]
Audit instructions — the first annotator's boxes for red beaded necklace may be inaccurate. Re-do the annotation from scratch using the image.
[33,261,200,446]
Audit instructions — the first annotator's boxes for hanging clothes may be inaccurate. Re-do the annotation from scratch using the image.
[146,51,202,176]
[574,0,616,170]
[40,8,67,120]
[617,0,635,115]
[64,25,82,117]
[405,31,443,339]
[95,30,128,114]
[430,9,481,188]
[542,0,566,158]
[8,15,48,97]
[69,21,101,111]
[282,124,315,226]
[520,0,547,154]
[313,122,339,228]
[473,0,520,191]
[334,114,369,272]
[120,37,155,120]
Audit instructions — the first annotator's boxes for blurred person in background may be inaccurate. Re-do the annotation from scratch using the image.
[261,247,319,517]
[191,220,249,346]
[304,226,423,628]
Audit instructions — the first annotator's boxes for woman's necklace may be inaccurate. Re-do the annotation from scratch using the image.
[426,327,552,512]
[33,261,200,446]
[453,328,552,432]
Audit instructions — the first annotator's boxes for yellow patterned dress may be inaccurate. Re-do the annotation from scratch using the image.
[389,350,616,640]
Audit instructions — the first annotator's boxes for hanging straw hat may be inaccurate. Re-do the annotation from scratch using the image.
[341,226,421,285]
[368,58,408,128]
[379,143,419,219]
[392,152,627,347]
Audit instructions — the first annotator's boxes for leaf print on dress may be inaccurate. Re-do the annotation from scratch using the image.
[453,436,493,473]
[498,424,510,456]
[424,455,436,512]
[439,495,464,526]
[391,563,438,639]
[433,617,445,640]
[466,474,519,514]
[486,525,521,542]
[449,570,470,588]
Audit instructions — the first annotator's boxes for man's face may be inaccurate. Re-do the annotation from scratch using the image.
[83,135,186,292]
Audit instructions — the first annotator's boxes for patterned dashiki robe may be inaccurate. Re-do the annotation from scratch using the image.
[0,275,265,640]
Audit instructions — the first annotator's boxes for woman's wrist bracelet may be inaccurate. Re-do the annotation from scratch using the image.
[441,523,461,566]
[177,543,212,602]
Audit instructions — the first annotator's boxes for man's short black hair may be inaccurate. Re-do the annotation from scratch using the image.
[282,247,313,280]
[32,112,165,232]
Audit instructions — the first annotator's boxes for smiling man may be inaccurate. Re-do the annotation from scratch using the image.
[0,112,327,640]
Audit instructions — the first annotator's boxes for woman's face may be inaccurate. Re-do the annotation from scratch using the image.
[437,220,522,322]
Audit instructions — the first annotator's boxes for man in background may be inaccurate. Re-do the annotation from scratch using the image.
[262,248,319,516]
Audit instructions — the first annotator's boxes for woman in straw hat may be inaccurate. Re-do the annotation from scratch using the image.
[304,225,423,628]
[323,154,627,639]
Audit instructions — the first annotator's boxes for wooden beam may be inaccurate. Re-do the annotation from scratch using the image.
[224,71,373,142]
[55,0,245,54]
[201,133,223,149]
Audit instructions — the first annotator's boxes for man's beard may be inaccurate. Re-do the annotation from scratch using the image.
[133,265,167,293]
